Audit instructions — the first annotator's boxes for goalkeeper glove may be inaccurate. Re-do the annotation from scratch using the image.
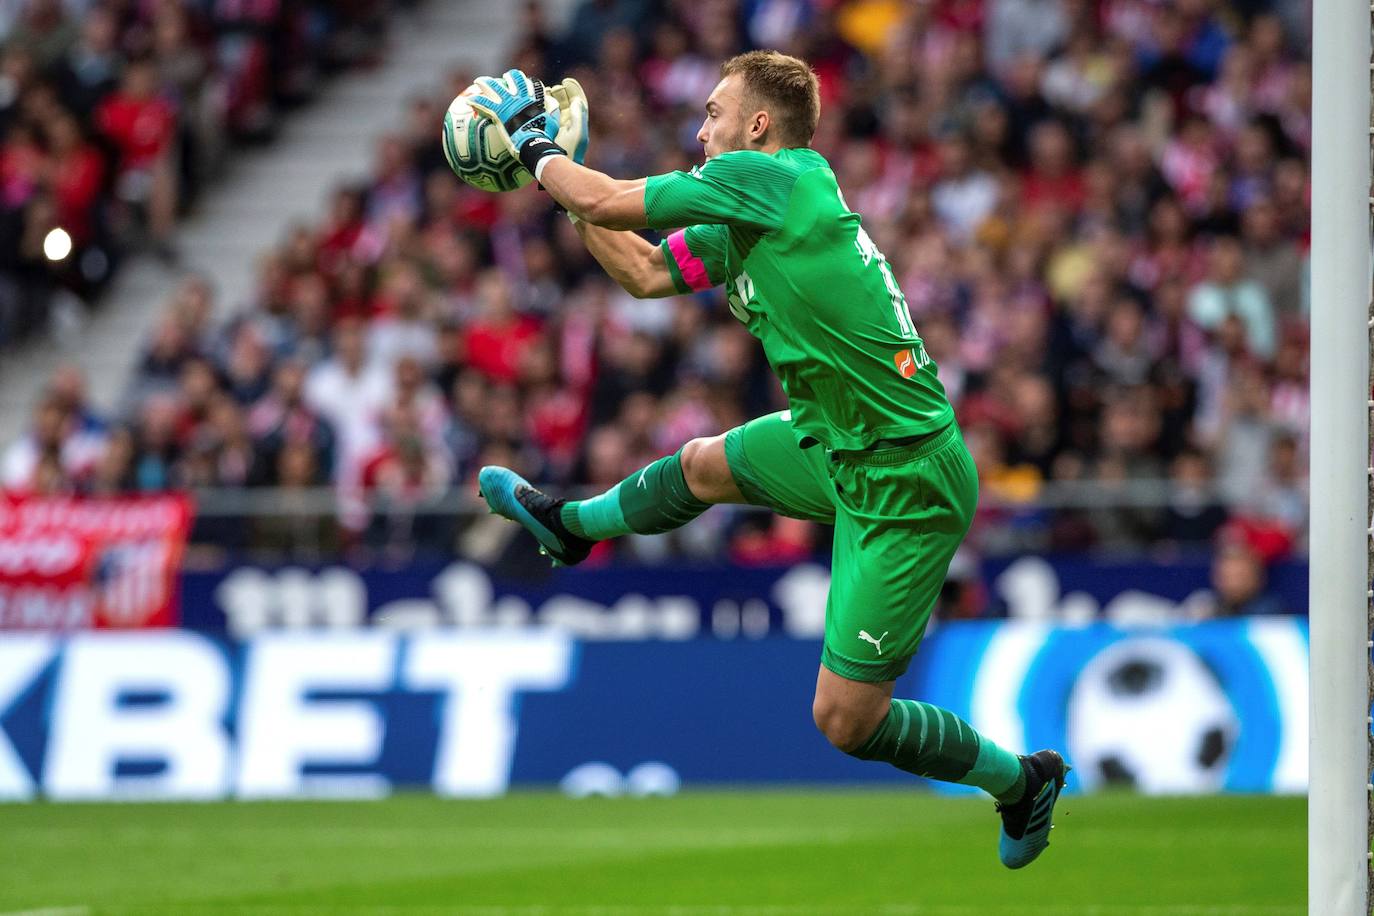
[467,69,565,178]
[547,77,589,165]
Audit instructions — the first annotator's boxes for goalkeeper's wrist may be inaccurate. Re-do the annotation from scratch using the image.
[518,137,565,181]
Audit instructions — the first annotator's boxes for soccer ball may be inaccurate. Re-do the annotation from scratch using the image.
[440,87,535,193]
[1067,637,1238,794]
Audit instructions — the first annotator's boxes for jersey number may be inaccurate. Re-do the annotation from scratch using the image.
[853,225,917,339]
[838,188,918,340]
[726,271,754,323]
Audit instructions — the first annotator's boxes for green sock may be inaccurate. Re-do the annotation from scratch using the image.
[561,449,711,540]
[851,699,1027,803]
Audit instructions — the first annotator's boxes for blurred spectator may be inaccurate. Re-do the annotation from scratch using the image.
[130,392,182,491]
[1207,360,1276,508]
[305,318,394,474]
[462,271,542,383]
[93,58,178,256]
[202,395,264,488]
[85,425,135,496]
[985,0,1068,74]
[221,321,273,405]
[54,6,119,117]
[1202,540,1286,617]
[2,391,102,492]
[1160,449,1227,546]
[7,1,75,72]
[1021,120,1084,213]
[47,363,105,434]
[248,358,336,484]
[1187,235,1275,359]
[1257,432,1306,542]
[932,133,998,241]
[44,112,103,245]
[369,260,440,368]
[1239,197,1304,320]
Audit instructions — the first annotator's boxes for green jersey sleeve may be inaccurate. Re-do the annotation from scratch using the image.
[643,151,797,232]
[660,224,729,293]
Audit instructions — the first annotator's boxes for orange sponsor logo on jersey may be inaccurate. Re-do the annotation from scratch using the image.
[894,349,917,379]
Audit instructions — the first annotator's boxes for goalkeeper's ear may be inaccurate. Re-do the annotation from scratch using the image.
[547,77,589,165]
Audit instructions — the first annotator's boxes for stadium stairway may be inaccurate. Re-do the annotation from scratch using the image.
[0,0,524,447]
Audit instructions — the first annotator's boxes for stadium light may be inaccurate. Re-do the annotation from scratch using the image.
[42,228,72,262]
[1308,0,1371,909]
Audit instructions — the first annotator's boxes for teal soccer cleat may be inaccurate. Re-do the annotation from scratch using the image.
[997,749,1071,869]
[477,466,595,567]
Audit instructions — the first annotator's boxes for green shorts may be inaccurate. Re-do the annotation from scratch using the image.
[724,412,978,682]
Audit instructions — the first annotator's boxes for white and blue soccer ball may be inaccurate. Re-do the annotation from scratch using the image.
[1067,637,1238,794]
[440,86,536,193]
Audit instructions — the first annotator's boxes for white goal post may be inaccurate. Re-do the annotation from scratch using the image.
[1309,0,1371,909]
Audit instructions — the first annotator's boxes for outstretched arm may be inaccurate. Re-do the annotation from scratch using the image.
[464,70,649,229]
[539,158,648,230]
[467,71,786,232]
[574,221,679,298]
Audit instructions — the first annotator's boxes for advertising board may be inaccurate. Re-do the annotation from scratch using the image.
[0,618,1306,800]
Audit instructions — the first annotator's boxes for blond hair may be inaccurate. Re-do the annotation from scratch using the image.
[720,51,821,147]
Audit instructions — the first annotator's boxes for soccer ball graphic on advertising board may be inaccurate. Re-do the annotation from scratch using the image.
[1067,637,1239,794]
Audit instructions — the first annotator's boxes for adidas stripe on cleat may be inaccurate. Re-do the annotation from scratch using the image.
[996,749,1070,869]
[477,466,595,568]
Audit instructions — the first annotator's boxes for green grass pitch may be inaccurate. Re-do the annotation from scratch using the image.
[0,792,1303,915]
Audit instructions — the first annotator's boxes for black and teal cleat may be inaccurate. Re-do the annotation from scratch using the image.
[997,749,1071,869]
[477,466,595,568]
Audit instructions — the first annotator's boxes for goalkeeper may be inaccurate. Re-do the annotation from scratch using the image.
[468,53,1068,868]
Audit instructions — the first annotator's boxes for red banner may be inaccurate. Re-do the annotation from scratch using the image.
[0,493,193,630]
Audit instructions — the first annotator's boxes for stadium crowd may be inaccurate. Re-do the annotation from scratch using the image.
[0,0,400,345]
[4,0,1312,576]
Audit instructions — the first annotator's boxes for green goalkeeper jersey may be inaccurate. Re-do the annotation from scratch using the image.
[647,147,952,451]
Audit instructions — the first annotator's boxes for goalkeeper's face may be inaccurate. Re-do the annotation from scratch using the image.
[698,76,756,159]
